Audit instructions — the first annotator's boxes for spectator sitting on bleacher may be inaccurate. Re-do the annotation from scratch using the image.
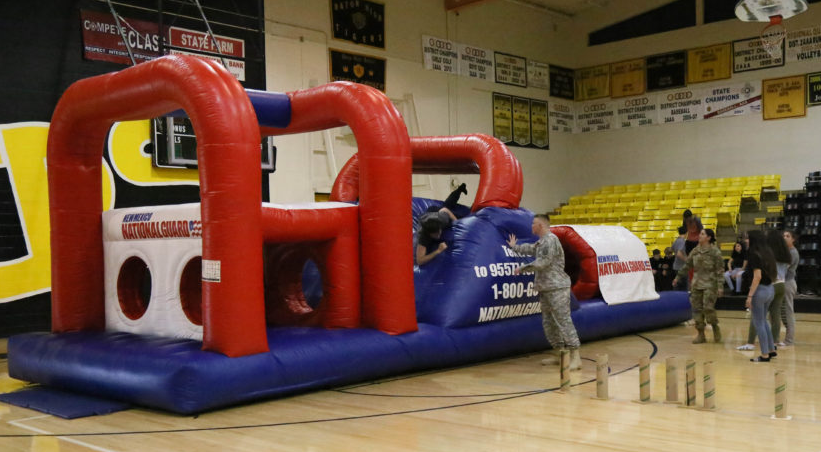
[724,241,747,295]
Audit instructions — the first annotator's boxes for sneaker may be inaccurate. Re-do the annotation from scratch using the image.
[750,356,771,362]
[736,344,755,351]
[776,342,787,347]
[769,351,778,358]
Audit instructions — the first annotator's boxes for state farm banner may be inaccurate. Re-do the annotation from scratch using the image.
[616,94,658,128]
[703,81,761,119]
[658,88,704,123]
[168,26,244,58]
[168,26,246,80]
[575,99,617,133]
[568,226,658,305]
[80,10,160,64]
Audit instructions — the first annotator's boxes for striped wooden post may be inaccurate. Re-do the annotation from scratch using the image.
[593,354,609,400]
[773,369,790,420]
[560,350,570,392]
[633,356,652,404]
[701,361,716,411]
[684,359,696,407]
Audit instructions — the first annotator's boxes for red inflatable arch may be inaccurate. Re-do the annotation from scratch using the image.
[550,226,600,300]
[331,134,523,211]
[48,56,267,357]
[260,82,417,335]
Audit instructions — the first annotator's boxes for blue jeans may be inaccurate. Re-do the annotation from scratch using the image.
[750,284,775,356]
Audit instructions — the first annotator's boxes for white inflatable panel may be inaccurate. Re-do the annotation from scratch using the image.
[103,204,203,341]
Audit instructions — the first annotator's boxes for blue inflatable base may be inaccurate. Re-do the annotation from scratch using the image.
[0,387,131,419]
[7,293,690,414]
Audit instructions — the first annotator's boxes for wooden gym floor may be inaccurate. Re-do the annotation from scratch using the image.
[1,311,820,452]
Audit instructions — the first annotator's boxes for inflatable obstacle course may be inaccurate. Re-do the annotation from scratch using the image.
[6,56,690,414]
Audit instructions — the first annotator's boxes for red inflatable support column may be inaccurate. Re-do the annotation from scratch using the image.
[331,135,523,211]
[261,82,416,334]
[48,56,267,357]
[550,226,600,300]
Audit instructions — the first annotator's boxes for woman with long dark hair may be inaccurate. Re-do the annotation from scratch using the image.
[743,230,778,362]
[673,228,724,343]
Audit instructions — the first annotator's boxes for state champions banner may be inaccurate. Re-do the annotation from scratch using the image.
[566,226,659,305]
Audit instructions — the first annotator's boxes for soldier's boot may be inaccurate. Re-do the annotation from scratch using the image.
[569,349,582,370]
[692,328,707,344]
[712,324,722,343]
[541,350,562,366]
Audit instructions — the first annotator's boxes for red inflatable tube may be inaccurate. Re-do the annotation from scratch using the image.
[260,82,416,335]
[330,134,523,211]
[550,226,600,300]
[260,206,360,328]
[47,56,267,357]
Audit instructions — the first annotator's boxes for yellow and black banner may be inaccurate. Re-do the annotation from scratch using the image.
[512,97,531,147]
[610,59,645,98]
[530,100,548,149]
[575,64,610,101]
[763,75,806,120]
[687,43,732,84]
[492,93,513,143]
[807,72,821,106]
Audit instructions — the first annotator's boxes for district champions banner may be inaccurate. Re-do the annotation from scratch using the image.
[567,225,659,305]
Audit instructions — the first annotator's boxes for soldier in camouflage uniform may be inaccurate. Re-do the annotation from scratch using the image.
[508,214,582,370]
[673,228,725,344]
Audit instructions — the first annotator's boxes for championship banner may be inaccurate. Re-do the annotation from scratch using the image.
[494,52,527,87]
[763,76,806,120]
[80,9,160,65]
[422,35,457,74]
[492,92,513,143]
[575,99,617,133]
[687,43,732,83]
[331,0,385,49]
[530,100,548,148]
[659,88,704,123]
[457,43,494,81]
[549,65,575,100]
[808,72,821,106]
[703,82,761,119]
[329,49,386,92]
[646,51,687,92]
[511,97,531,147]
[527,60,550,89]
[575,64,610,101]
[567,226,659,305]
[610,59,645,98]
[786,25,821,63]
[548,100,574,134]
[616,94,658,128]
[733,36,784,72]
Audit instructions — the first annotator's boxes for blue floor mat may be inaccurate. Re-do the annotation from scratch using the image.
[0,387,131,419]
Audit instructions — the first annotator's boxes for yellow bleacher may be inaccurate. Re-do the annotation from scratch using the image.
[550,175,780,245]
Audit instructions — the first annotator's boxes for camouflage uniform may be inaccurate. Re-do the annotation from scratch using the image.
[513,232,580,350]
[676,244,724,330]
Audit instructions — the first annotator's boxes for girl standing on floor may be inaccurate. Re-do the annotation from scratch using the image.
[744,230,778,362]
[780,230,800,346]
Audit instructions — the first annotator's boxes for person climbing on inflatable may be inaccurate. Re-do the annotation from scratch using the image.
[508,213,582,370]
[416,183,468,265]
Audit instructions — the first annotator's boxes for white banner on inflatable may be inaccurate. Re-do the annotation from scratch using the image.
[567,225,659,304]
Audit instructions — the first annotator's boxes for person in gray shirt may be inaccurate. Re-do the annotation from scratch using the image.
[671,225,688,291]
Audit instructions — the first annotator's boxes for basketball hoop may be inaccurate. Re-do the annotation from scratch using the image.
[760,15,786,59]
[735,0,808,59]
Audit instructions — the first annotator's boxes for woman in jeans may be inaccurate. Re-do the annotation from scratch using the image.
[780,230,800,346]
[743,230,778,362]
